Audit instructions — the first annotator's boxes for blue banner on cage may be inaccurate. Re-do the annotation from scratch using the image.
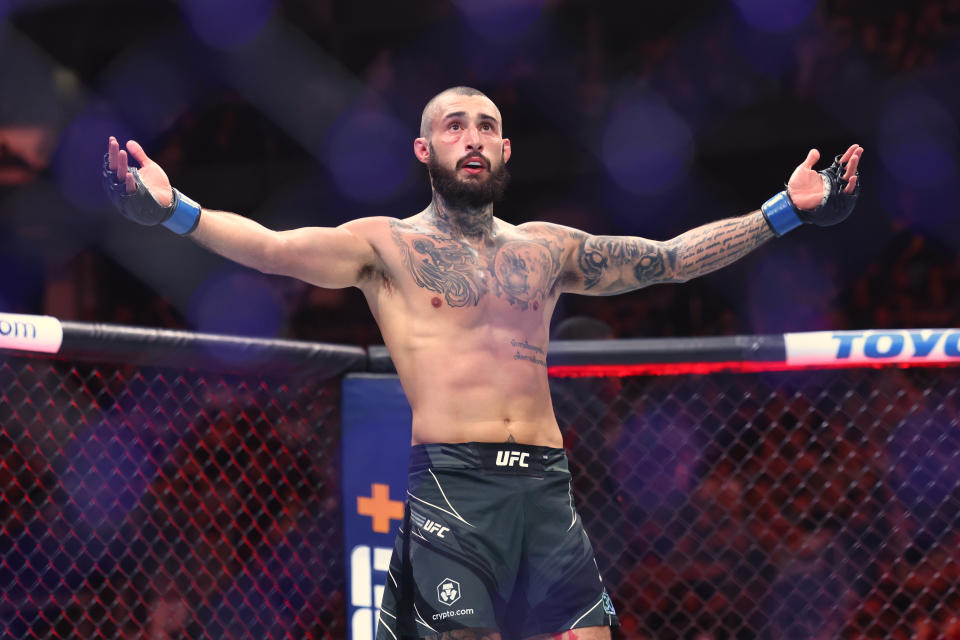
[341,374,412,640]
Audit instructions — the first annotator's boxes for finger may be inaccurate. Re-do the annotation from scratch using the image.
[843,152,860,181]
[839,143,858,165]
[125,140,151,168]
[843,174,857,195]
[117,149,129,181]
[108,136,119,170]
[117,150,135,193]
[801,148,820,170]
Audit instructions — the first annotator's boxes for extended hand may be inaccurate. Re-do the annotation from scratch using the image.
[760,144,864,236]
[103,137,202,234]
[106,137,173,206]
[787,144,862,210]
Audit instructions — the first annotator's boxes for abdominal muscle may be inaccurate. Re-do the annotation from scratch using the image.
[387,327,564,448]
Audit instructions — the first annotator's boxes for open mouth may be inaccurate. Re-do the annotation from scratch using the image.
[460,157,487,174]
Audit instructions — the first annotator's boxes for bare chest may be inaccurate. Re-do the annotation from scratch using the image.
[384,222,567,312]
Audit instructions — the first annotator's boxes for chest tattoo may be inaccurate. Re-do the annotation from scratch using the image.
[390,221,565,309]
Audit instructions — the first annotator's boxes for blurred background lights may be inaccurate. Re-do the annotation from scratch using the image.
[747,250,835,333]
[188,268,282,339]
[62,421,155,533]
[104,51,190,136]
[890,411,960,521]
[601,93,694,196]
[454,0,547,44]
[52,110,131,212]
[730,0,816,33]
[876,90,958,190]
[180,0,276,50]
[323,106,413,205]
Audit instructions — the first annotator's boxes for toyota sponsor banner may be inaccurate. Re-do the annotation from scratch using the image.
[0,312,63,354]
[785,329,960,367]
[341,373,412,640]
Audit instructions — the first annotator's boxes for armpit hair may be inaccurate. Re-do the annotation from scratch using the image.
[357,263,393,292]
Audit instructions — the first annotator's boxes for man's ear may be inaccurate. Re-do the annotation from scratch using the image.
[414,137,430,164]
[502,138,512,163]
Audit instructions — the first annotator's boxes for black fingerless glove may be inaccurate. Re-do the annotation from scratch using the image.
[761,154,862,236]
[101,153,201,235]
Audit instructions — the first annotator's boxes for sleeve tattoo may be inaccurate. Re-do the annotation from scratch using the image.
[573,211,774,294]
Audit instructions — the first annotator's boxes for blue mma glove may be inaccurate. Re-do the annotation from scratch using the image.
[101,153,201,235]
[761,154,862,236]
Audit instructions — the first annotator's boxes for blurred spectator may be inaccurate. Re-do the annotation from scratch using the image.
[835,230,960,330]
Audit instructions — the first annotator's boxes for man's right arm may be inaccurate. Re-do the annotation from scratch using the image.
[190,210,377,289]
[104,137,377,289]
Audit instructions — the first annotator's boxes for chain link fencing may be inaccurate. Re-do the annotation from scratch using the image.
[1,353,347,639]
[553,366,960,640]
[2,329,959,639]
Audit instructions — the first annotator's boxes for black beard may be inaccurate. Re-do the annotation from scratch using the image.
[427,150,510,210]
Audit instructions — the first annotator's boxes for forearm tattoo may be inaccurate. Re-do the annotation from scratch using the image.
[575,212,773,294]
[668,211,773,278]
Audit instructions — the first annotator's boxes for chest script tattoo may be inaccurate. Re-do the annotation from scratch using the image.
[390,221,566,309]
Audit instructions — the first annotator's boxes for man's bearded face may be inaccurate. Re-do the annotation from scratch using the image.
[427,142,510,209]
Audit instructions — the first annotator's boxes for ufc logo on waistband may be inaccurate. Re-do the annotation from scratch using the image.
[495,451,530,467]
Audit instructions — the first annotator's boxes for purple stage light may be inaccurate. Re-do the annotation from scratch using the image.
[601,93,694,196]
[746,250,835,333]
[323,107,414,205]
[454,0,546,44]
[52,110,132,212]
[890,409,960,518]
[62,421,155,533]
[188,268,282,343]
[877,90,958,190]
[731,0,815,33]
[180,0,275,50]
[104,52,190,135]
[613,408,701,510]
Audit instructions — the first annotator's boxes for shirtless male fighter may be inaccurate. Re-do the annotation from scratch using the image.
[103,86,862,640]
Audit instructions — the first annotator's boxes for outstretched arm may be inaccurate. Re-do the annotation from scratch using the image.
[104,137,377,289]
[564,212,773,295]
[562,143,863,296]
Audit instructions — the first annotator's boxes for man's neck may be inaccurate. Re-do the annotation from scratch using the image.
[428,193,495,239]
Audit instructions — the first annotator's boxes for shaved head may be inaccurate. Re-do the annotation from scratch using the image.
[419,86,498,138]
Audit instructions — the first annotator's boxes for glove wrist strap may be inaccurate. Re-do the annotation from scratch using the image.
[761,190,802,237]
[162,190,202,235]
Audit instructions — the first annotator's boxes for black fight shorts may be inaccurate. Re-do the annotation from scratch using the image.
[376,442,619,639]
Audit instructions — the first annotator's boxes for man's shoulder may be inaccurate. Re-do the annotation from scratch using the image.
[512,220,587,243]
[339,214,423,238]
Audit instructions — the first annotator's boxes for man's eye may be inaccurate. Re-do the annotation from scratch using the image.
[449,123,461,131]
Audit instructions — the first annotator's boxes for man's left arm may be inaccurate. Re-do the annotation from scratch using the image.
[561,144,863,296]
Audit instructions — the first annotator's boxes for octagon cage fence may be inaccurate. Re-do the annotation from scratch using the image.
[1,316,958,640]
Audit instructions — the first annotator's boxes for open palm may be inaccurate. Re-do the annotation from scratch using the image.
[787,144,862,210]
[107,137,173,207]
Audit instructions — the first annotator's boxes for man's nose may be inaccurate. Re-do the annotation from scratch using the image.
[464,126,482,150]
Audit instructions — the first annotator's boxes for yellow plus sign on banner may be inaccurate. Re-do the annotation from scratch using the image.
[356,483,404,533]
